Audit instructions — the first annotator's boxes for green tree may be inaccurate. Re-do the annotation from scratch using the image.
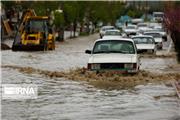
[54,11,65,41]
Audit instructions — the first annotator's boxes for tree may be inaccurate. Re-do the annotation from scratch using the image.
[54,10,65,41]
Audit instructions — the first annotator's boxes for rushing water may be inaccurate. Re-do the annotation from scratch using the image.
[1,34,180,120]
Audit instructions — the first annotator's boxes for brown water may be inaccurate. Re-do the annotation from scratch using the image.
[1,34,180,120]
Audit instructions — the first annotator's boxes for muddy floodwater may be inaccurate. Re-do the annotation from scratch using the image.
[1,34,180,120]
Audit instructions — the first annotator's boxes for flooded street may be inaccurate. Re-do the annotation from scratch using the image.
[1,34,180,120]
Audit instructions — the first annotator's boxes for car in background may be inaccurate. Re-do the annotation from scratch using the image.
[137,23,152,34]
[85,38,140,73]
[115,22,124,30]
[143,32,163,49]
[132,35,156,54]
[102,29,122,39]
[99,26,115,38]
[123,25,137,37]
[149,22,162,29]
[152,12,164,22]
[153,26,167,41]
[131,18,144,25]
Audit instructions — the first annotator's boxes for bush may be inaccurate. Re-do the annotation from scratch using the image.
[164,6,180,62]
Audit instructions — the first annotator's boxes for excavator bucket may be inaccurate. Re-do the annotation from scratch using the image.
[12,44,46,51]
[12,33,47,51]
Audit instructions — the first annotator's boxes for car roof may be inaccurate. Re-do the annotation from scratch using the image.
[95,38,134,43]
[154,26,162,29]
[137,22,148,25]
[105,29,120,32]
[102,36,122,39]
[127,24,137,27]
[144,31,161,34]
[132,35,154,38]
[153,12,164,14]
[101,26,115,29]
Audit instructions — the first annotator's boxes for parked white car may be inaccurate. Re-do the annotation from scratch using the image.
[99,26,115,38]
[123,25,137,37]
[132,35,156,53]
[85,38,140,73]
[143,32,163,49]
[102,29,122,39]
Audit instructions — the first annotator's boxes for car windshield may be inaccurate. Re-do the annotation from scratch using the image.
[93,40,135,54]
[105,31,121,36]
[126,26,135,29]
[154,28,164,32]
[138,24,147,27]
[27,20,47,33]
[144,33,161,38]
[133,37,154,44]
[102,27,114,31]
[154,13,164,17]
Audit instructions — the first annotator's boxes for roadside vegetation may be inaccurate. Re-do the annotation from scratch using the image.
[164,1,180,62]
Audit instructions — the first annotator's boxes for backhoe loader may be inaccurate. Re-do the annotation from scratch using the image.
[12,9,55,51]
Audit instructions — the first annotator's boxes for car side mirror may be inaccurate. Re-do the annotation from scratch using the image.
[85,50,92,54]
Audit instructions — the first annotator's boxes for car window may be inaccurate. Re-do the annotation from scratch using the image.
[102,27,114,31]
[138,24,147,27]
[105,31,121,36]
[93,40,135,54]
[133,37,154,44]
[144,33,161,38]
[27,20,47,33]
[155,28,164,32]
[126,26,135,29]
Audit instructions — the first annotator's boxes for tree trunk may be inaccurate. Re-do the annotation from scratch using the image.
[80,22,84,33]
[70,24,73,38]
[171,31,180,63]
[56,27,64,41]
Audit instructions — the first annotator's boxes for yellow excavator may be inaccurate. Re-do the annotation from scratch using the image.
[12,9,55,51]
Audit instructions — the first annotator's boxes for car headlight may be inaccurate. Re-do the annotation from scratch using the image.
[124,63,134,69]
[91,63,101,70]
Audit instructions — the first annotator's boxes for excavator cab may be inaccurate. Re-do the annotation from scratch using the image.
[12,9,55,51]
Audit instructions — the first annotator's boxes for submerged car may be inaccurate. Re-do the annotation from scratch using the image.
[85,38,140,73]
[143,32,163,49]
[102,29,122,39]
[99,26,115,38]
[132,35,156,53]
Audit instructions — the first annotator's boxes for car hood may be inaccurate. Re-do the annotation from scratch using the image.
[154,38,162,43]
[136,44,155,50]
[138,27,150,31]
[124,29,137,33]
[88,53,137,63]
[159,32,166,36]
